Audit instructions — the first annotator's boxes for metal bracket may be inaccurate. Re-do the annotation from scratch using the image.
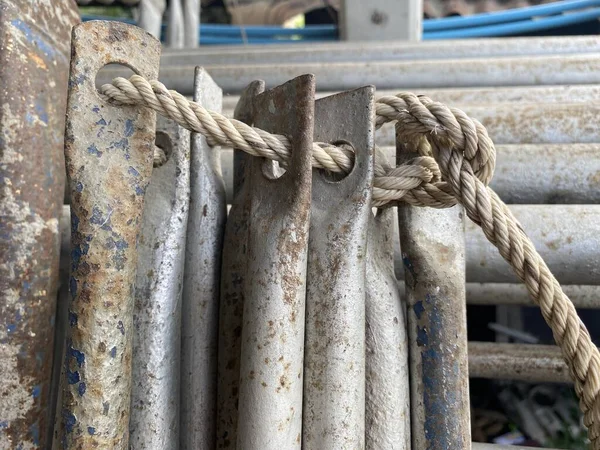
[60,21,160,448]
[302,86,375,450]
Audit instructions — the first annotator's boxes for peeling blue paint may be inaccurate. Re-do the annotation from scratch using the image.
[117,321,125,335]
[62,410,76,433]
[6,323,16,333]
[76,181,84,193]
[413,300,425,320]
[34,102,48,125]
[69,74,85,89]
[87,144,102,157]
[10,19,58,58]
[0,420,8,429]
[71,213,80,234]
[90,206,106,225]
[69,347,85,367]
[69,311,78,327]
[135,185,145,196]
[67,370,80,385]
[128,166,140,177]
[32,385,41,399]
[124,119,134,137]
[95,118,107,126]
[87,426,96,436]
[92,105,100,113]
[29,421,40,446]
[69,276,78,300]
[110,346,117,358]
[78,382,87,397]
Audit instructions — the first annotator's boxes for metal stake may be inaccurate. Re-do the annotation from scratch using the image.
[216,80,265,449]
[397,135,470,449]
[60,21,160,448]
[236,74,315,449]
[303,87,375,450]
[180,67,225,450]
[130,117,191,448]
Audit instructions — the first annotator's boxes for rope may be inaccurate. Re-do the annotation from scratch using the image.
[100,75,600,446]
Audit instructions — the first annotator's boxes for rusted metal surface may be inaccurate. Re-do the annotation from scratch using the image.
[60,21,160,448]
[99,53,600,95]
[130,117,191,448]
[180,67,225,450]
[0,1,79,448]
[469,342,570,384]
[365,209,411,449]
[219,142,600,205]
[160,36,600,66]
[302,87,374,450]
[376,102,600,147]
[216,80,265,449]
[398,140,470,448]
[236,75,314,449]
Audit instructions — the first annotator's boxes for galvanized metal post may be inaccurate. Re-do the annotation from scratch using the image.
[397,137,471,449]
[0,1,79,448]
[365,208,411,449]
[130,117,191,448]
[236,75,315,449]
[303,87,375,450]
[216,80,265,449]
[180,67,225,450]
[183,0,200,47]
[60,21,160,448]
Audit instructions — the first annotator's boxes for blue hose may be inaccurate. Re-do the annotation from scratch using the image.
[424,0,600,31]
[425,7,600,39]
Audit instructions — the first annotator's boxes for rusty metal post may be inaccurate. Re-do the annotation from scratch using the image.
[129,117,191,448]
[236,75,315,449]
[180,67,225,450]
[365,208,411,449]
[60,21,160,448]
[302,87,375,450]
[0,1,79,448]
[216,80,265,449]
[397,134,471,448]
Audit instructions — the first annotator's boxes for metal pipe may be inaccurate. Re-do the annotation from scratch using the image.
[375,102,600,146]
[236,75,315,449]
[216,80,265,450]
[59,22,160,448]
[129,117,190,448]
[180,67,225,450]
[99,53,600,94]
[0,1,78,448]
[398,141,470,448]
[183,0,200,48]
[221,84,600,111]
[468,342,570,383]
[303,87,374,449]
[216,143,600,205]
[365,209,411,449]
[472,444,562,450]
[159,35,600,66]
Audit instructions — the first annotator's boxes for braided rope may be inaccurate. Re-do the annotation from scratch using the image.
[100,75,600,445]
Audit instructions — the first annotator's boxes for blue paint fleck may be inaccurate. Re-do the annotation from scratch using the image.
[71,214,80,233]
[69,74,85,89]
[87,144,102,157]
[11,20,57,58]
[413,300,425,320]
[124,119,134,137]
[87,426,96,436]
[115,239,128,251]
[67,370,80,385]
[416,326,429,347]
[69,347,85,367]
[15,310,22,322]
[78,382,86,397]
[92,106,100,113]
[135,185,144,196]
[69,276,77,300]
[62,410,76,433]
[128,166,139,177]
[29,422,40,446]
[75,182,84,193]
[6,323,16,333]
[95,118,107,126]
[69,311,78,327]
[32,385,41,399]
[25,112,35,124]
[34,102,48,125]
[110,346,117,358]
[0,421,8,429]
[90,206,105,225]
[117,321,125,335]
